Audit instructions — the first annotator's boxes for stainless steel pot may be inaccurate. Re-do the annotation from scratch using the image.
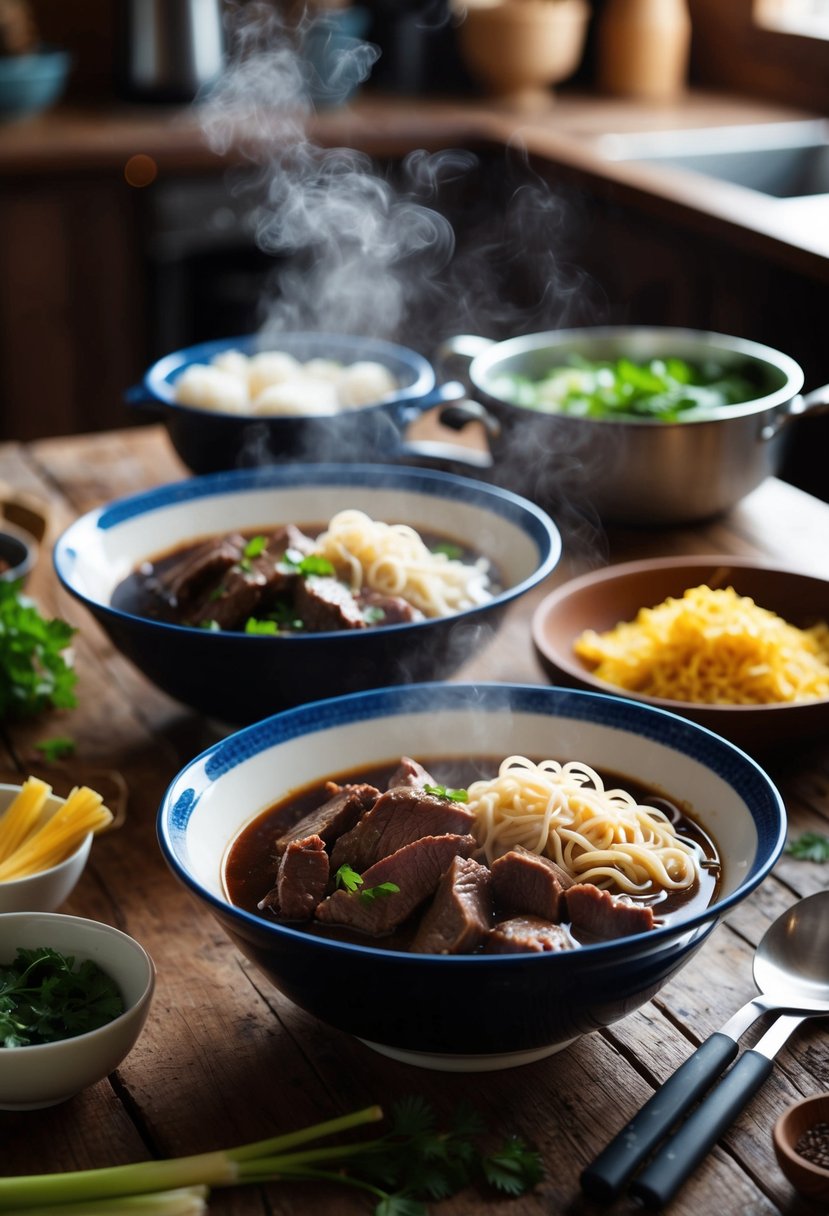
[436,327,829,526]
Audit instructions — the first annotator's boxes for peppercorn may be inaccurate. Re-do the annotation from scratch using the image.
[795,1121,829,1171]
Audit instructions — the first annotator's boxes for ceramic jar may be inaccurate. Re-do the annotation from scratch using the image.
[596,0,691,100]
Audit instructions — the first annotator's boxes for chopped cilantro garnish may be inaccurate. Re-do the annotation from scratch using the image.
[363,605,387,624]
[424,783,469,803]
[431,542,464,561]
[34,736,76,763]
[281,550,336,577]
[0,946,124,1048]
[334,863,399,903]
[244,618,279,636]
[199,619,221,631]
[244,535,268,559]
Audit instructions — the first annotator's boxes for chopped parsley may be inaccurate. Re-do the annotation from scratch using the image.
[244,535,268,559]
[334,863,400,903]
[244,618,279,636]
[0,946,124,1048]
[281,550,336,577]
[424,783,469,803]
[431,542,464,561]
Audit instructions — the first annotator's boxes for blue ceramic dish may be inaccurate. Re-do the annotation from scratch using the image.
[126,332,465,475]
[54,464,561,724]
[0,48,71,119]
[157,682,786,1071]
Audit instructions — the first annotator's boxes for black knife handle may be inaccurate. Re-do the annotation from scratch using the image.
[580,1031,739,1200]
[629,1049,774,1209]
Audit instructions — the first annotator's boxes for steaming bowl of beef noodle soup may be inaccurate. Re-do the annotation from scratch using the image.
[53,465,561,725]
[157,682,786,1070]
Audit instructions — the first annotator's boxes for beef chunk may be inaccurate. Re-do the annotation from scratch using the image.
[485,916,575,954]
[154,534,246,610]
[258,833,329,920]
[316,833,476,936]
[491,846,567,922]
[274,782,379,856]
[295,575,366,631]
[411,856,492,954]
[386,756,436,791]
[357,589,424,625]
[565,884,656,941]
[189,564,270,630]
[329,787,476,874]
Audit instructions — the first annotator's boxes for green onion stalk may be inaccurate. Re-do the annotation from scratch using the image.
[0,1106,384,1213]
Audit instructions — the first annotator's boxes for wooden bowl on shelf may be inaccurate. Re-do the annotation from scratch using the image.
[456,0,591,109]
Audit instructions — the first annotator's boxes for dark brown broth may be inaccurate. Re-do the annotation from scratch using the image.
[224,757,721,950]
[111,525,489,628]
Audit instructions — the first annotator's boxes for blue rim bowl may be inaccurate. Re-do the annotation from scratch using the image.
[157,681,786,1071]
[125,332,463,475]
[53,464,562,724]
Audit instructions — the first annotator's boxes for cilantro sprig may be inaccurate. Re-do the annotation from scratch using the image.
[281,549,336,577]
[335,863,400,903]
[423,784,469,804]
[0,946,124,1048]
[0,580,78,721]
[785,832,829,862]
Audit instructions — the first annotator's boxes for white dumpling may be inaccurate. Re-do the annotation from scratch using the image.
[173,364,250,413]
[253,377,339,416]
[247,351,303,400]
[304,358,346,384]
[338,361,398,408]
[210,349,252,384]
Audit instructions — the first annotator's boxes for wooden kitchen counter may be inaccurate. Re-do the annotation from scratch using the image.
[0,424,827,1214]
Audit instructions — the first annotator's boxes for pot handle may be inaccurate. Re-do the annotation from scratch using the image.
[391,379,466,428]
[435,334,496,372]
[761,380,829,441]
[438,398,502,440]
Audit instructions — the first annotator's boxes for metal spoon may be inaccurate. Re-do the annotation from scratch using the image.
[581,890,829,1201]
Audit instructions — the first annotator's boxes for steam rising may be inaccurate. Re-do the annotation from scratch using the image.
[192,3,609,558]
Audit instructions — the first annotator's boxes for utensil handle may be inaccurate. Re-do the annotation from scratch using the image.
[580,1031,739,1200]
[629,1049,774,1209]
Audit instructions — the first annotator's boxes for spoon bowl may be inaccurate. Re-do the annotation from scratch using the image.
[753,890,829,1010]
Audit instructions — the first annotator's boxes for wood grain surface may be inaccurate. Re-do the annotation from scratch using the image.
[0,424,827,1215]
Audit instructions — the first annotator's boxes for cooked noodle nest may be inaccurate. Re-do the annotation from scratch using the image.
[466,756,702,894]
[312,509,493,617]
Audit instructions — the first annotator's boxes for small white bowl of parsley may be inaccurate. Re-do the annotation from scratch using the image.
[0,911,155,1109]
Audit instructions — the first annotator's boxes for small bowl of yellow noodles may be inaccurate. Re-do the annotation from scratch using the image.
[532,555,829,753]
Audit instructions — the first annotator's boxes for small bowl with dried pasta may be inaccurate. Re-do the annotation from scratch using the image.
[531,555,829,753]
[0,778,113,913]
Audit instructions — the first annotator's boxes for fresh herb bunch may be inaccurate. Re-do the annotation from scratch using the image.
[785,831,829,862]
[0,946,124,1048]
[0,580,78,720]
[0,1096,544,1213]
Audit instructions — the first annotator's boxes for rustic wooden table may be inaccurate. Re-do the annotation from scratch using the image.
[0,424,827,1215]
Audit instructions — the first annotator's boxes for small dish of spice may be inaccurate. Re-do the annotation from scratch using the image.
[773,1093,829,1204]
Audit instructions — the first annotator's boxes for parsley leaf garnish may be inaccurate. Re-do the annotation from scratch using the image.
[244,618,279,636]
[35,736,76,763]
[430,542,464,561]
[785,832,829,862]
[334,864,400,903]
[281,550,336,577]
[423,783,469,803]
[0,580,78,721]
[0,946,124,1048]
[244,536,267,559]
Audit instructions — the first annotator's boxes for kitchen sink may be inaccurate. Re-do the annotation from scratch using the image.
[597,120,829,199]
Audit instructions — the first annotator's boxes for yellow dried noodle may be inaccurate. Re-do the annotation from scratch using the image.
[574,584,829,705]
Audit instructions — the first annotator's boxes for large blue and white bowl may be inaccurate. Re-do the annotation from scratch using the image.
[158,682,787,1071]
[54,465,561,724]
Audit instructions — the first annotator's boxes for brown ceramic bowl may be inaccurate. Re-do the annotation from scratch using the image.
[531,555,829,753]
[773,1093,829,1205]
